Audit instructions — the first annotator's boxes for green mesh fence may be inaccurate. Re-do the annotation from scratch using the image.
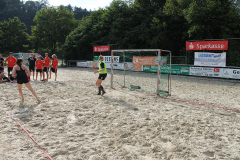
[111,51,171,96]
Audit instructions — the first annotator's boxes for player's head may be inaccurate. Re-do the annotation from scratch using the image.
[38,55,41,60]
[99,55,104,62]
[52,54,57,59]
[45,53,48,57]
[31,53,34,58]
[9,52,13,57]
[16,58,23,65]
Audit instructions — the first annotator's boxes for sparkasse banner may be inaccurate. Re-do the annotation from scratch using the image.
[186,41,228,50]
[194,52,226,67]
[93,45,110,52]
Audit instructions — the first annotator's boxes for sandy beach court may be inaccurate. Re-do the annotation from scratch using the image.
[0,67,240,159]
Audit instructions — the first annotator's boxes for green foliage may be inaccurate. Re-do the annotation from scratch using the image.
[32,6,77,54]
[0,17,29,54]
[1,0,240,66]
[183,0,240,39]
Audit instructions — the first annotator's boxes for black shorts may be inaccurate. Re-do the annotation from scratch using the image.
[36,69,42,73]
[29,66,35,72]
[8,67,13,72]
[17,76,29,84]
[43,67,49,72]
[51,67,57,73]
[3,76,9,82]
[9,74,15,81]
[98,73,107,80]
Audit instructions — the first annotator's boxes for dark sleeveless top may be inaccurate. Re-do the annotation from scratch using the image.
[16,64,29,84]
[16,65,27,76]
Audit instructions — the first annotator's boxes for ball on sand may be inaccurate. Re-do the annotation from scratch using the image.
[122,85,125,88]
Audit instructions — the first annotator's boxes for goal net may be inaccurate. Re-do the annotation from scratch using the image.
[111,49,171,96]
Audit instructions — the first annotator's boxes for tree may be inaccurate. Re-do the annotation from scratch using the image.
[183,0,240,39]
[0,17,29,54]
[32,5,76,54]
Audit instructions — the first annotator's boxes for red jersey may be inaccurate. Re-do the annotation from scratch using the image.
[44,57,51,67]
[52,59,58,69]
[36,60,43,69]
[6,57,17,67]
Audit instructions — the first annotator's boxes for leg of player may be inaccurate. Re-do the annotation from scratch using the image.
[43,71,45,80]
[17,84,24,101]
[54,69,57,81]
[25,82,40,102]
[46,70,49,81]
[49,69,51,79]
[96,79,102,95]
[36,72,38,80]
[8,68,10,77]
[33,71,35,80]
[40,71,42,81]
[55,72,57,81]
[0,73,7,83]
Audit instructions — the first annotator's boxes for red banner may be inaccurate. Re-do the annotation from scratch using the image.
[93,45,110,52]
[186,41,228,50]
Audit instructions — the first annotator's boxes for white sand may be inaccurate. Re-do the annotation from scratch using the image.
[0,67,240,160]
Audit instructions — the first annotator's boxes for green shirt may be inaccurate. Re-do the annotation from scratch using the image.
[99,61,107,74]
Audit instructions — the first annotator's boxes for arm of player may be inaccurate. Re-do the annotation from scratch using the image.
[94,68,105,74]
[12,66,16,78]
[23,65,30,76]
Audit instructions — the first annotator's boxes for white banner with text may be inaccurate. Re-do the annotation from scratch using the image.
[194,52,226,67]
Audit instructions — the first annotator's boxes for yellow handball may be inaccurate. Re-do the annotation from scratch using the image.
[122,85,125,88]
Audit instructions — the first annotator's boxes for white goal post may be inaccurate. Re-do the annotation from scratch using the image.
[111,49,172,96]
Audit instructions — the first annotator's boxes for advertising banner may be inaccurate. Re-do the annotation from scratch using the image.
[87,61,93,68]
[190,67,222,77]
[186,41,228,50]
[133,64,142,71]
[194,52,226,67]
[93,56,119,63]
[92,61,98,68]
[113,63,124,70]
[143,65,190,75]
[125,62,134,71]
[222,69,240,79]
[132,56,168,66]
[93,45,110,52]
[132,56,157,65]
[77,62,87,67]
[103,56,120,63]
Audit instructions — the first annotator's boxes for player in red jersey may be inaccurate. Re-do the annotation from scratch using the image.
[36,56,44,80]
[49,54,58,81]
[5,52,17,76]
[43,53,51,81]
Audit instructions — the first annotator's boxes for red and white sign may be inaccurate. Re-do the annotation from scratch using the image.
[93,45,110,52]
[186,41,228,50]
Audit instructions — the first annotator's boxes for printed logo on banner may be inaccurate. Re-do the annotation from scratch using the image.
[214,68,220,72]
[186,41,228,50]
[103,56,119,63]
[233,70,240,74]
[189,43,194,49]
[223,69,229,76]
[181,67,189,73]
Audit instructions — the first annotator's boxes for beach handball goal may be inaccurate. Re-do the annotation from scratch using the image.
[111,49,171,96]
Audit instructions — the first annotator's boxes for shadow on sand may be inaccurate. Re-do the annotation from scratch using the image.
[13,102,40,122]
[103,96,139,111]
